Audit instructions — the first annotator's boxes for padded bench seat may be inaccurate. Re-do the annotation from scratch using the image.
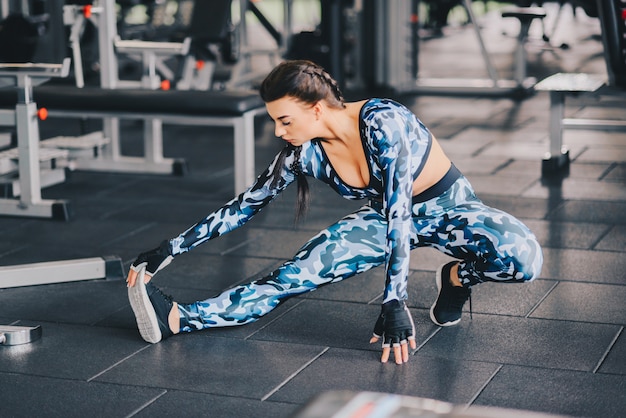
[0,85,266,194]
[0,85,264,116]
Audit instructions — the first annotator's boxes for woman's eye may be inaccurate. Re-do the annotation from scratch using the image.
[282,121,291,126]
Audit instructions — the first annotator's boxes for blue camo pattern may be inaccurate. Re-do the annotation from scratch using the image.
[177,174,542,331]
[171,98,431,304]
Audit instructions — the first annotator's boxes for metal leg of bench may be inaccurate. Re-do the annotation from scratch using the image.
[143,117,187,175]
[44,107,263,191]
[7,168,67,198]
[0,102,70,220]
[513,20,533,85]
[542,90,570,176]
[0,256,124,289]
[104,116,121,160]
[233,111,256,194]
[70,116,185,175]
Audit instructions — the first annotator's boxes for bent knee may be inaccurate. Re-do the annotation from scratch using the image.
[512,246,543,283]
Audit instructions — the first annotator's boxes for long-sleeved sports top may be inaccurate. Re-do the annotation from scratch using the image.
[170,98,433,302]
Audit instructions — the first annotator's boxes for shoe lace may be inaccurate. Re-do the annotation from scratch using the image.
[150,284,174,304]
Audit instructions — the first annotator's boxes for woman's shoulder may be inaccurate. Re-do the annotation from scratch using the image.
[360,98,412,119]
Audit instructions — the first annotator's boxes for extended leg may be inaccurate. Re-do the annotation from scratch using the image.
[178,205,388,332]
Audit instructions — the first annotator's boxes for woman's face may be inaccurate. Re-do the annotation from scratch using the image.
[265,96,319,147]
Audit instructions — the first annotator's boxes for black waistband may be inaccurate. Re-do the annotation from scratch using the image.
[411,163,462,204]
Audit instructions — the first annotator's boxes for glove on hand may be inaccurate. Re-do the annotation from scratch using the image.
[130,240,173,277]
[372,299,416,348]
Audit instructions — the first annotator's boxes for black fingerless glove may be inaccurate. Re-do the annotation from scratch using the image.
[372,300,416,347]
[130,240,173,276]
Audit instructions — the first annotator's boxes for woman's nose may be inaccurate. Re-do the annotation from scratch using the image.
[274,124,285,138]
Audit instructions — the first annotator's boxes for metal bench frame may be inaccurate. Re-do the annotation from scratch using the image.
[535,0,626,177]
[46,104,266,194]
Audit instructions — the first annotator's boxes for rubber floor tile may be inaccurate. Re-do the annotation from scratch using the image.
[539,247,626,284]
[522,218,611,250]
[249,299,440,351]
[594,225,626,251]
[474,365,626,417]
[0,373,165,418]
[547,201,626,225]
[94,335,327,399]
[268,347,500,406]
[595,330,626,375]
[530,282,626,324]
[418,314,620,372]
[133,389,299,418]
[0,320,148,380]
[0,280,129,325]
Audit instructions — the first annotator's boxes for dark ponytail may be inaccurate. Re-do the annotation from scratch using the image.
[270,144,310,225]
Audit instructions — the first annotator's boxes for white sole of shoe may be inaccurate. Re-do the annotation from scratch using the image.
[128,267,162,343]
[430,262,461,327]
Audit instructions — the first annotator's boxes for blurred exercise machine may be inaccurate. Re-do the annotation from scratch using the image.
[0,0,123,346]
[362,0,551,96]
[0,2,266,208]
[40,0,264,193]
[0,0,75,219]
[359,0,603,97]
[103,0,283,91]
[285,0,357,90]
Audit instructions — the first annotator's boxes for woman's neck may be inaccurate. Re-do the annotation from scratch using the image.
[320,101,366,144]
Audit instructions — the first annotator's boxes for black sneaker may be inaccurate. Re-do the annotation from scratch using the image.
[128,269,175,343]
[430,261,471,326]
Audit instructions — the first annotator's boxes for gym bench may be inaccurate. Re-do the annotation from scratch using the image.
[535,1,626,177]
[0,85,267,198]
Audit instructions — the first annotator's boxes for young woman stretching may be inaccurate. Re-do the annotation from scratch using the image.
[126,60,543,365]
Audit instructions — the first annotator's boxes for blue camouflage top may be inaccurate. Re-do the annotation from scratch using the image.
[170,98,433,302]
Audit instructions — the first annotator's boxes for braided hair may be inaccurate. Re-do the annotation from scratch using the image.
[260,60,346,224]
[260,60,346,109]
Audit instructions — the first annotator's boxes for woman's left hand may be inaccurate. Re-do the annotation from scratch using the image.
[369,300,417,364]
[126,240,173,287]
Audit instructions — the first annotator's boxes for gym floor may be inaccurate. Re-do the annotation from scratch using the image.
[1,4,625,417]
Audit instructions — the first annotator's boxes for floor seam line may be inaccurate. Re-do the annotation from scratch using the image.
[124,390,168,418]
[87,344,151,382]
[261,346,330,402]
[525,280,560,318]
[592,325,623,374]
[465,364,503,408]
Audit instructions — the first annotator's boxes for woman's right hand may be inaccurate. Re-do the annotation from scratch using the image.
[126,240,173,287]
[369,299,417,364]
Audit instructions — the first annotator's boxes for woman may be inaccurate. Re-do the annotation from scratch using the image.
[126,60,542,365]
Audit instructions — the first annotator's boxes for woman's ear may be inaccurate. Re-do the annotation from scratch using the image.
[313,101,323,120]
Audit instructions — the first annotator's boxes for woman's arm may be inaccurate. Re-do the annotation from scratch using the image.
[365,100,431,363]
[379,120,414,303]
[169,151,297,256]
[364,99,431,303]
[127,149,298,287]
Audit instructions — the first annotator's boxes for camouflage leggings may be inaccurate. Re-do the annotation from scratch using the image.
[178,175,543,332]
